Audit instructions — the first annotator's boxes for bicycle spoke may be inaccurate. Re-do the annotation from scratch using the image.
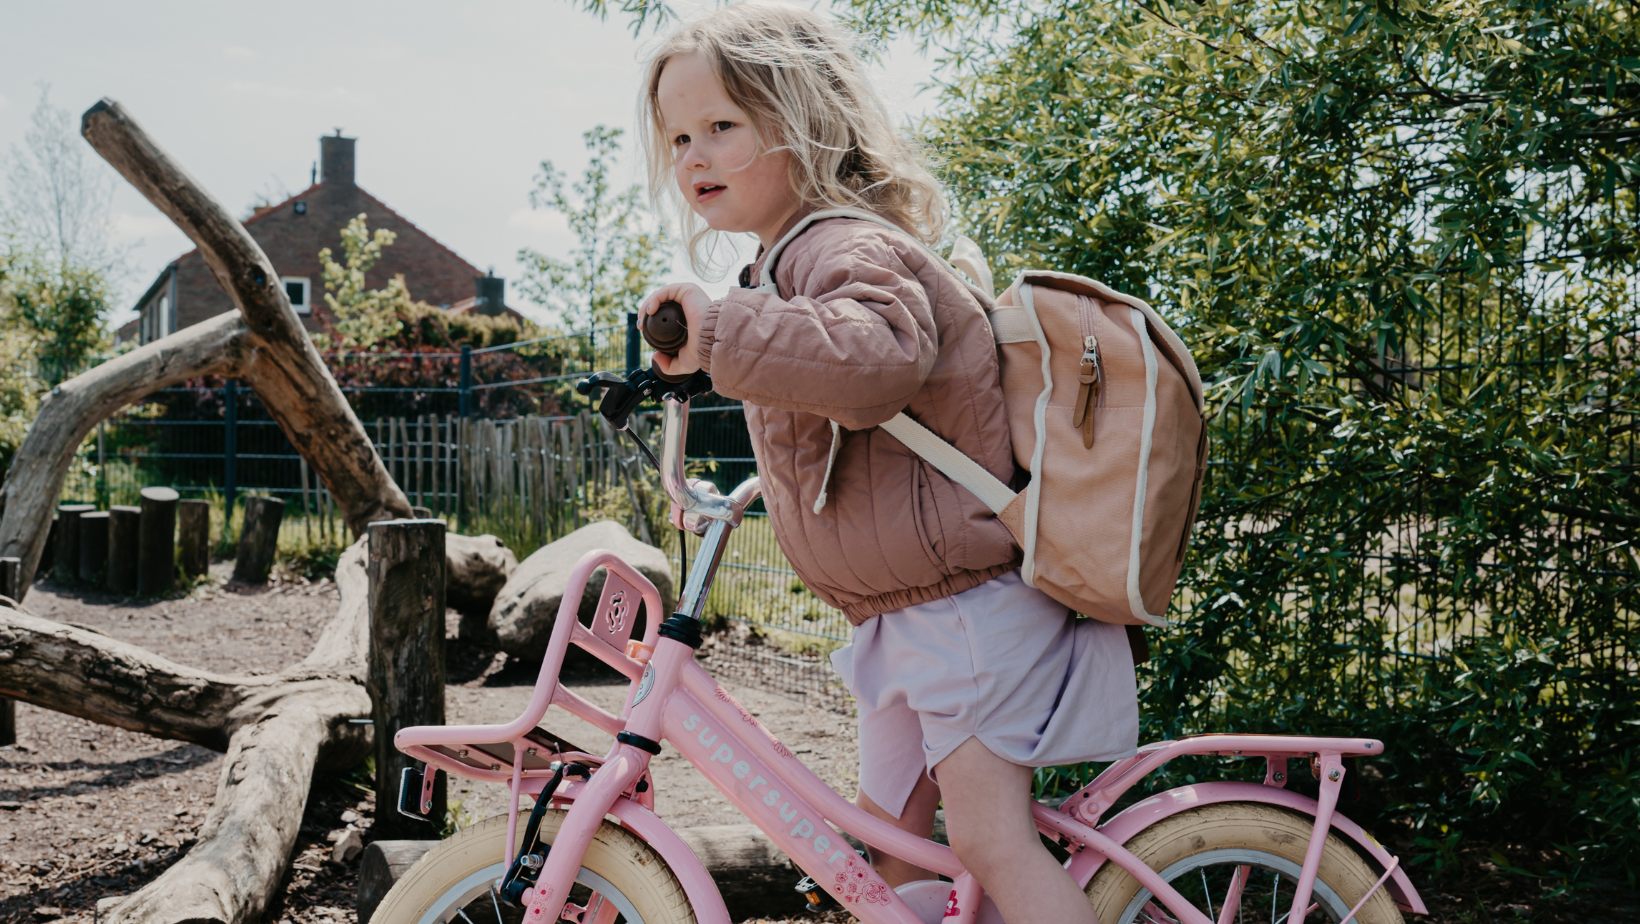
[1270,874,1279,924]
[1202,868,1215,922]
[490,885,506,924]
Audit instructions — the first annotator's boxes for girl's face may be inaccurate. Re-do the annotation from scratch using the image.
[657,53,803,249]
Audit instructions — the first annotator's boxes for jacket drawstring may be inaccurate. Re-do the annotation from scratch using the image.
[812,421,842,514]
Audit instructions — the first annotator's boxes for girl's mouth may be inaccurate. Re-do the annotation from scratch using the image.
[696,184,725,202]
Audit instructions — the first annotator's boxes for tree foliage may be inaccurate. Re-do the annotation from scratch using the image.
[315,214,419,351]
[516,127,670,331]
[842,0,1639,883]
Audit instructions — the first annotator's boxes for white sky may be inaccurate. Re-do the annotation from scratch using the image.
[0,0,941,328]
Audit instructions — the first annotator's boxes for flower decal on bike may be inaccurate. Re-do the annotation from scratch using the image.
[944,889,960,917]
[833,858,891,905]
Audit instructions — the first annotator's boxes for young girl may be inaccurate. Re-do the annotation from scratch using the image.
[637,4,1140,921]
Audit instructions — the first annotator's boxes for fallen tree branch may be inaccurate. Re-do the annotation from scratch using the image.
[80,98,408,539]
[0,312,251,593]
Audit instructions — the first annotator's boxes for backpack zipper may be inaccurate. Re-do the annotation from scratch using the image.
[1072,298,1103,449]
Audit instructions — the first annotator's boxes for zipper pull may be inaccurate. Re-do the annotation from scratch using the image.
[1072,335,1101,449]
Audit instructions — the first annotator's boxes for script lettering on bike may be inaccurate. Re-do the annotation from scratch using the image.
[684,713,851,866]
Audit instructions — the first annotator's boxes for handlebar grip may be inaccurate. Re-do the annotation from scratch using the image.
[641,301,688,355]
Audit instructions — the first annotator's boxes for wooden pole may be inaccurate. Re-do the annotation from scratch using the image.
[79,510,110,586]
[138,487,179,597]
[366,518,446,840]
[0,556,18,746]
[233,496,284,584]
[55,504,96,584]
[178,499,211,578]
[108,505,141,594]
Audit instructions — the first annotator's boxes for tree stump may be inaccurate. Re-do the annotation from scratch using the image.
[178,499,211,578]
[138,487,179,597]
[79,511,110,586]
[366,519,446,840]
[54,504,95,584]
[233,496,284,584]
[108,505,141,594]
[357,841,437,924]
[0,556,17,746]
[40,515,56,578]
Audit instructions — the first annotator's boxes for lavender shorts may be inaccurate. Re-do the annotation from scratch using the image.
[830,570,1140,818]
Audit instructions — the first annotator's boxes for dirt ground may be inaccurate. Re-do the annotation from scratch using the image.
[0,568,854,924]
[4,567,1638,924]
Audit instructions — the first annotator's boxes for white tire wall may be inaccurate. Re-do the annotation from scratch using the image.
[1084,802,1404,924]
[372,812,697,924]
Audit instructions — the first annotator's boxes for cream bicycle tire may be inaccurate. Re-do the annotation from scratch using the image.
[1084,802,1404,924]
[371,811,697,924]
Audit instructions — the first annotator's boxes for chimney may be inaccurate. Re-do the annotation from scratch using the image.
[319,130,355,187]
[475,274,506,317]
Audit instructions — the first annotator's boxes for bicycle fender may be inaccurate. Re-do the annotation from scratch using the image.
[1063,781,1426,915]
[603,796,734,924]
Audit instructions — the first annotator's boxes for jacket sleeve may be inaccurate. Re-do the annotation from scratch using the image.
[696,222,936,430]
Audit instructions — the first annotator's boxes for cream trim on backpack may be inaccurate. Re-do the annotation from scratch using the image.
[758,209,1208,627]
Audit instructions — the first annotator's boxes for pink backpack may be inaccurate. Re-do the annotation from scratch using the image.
[761,210,1210,627]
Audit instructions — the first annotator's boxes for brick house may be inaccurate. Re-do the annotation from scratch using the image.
[125,132,515,344]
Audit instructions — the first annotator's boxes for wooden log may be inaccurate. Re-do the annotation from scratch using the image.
[366,519,447,840]
[0,312,250,597]
[178,499,210,578]
[0,556,17,746]
[79,510,110,586]
[54,504,96,583]
[108,505,141,594]
[357,841,436,924]
[233,496,283,584]
[0,538,375,924]
[80,99,410,539]
[138,487,180,597]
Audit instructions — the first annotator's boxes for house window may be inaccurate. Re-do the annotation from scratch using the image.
[284,277,312,314]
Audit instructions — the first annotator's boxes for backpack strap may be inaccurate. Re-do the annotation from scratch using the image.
[877,413,1016,515]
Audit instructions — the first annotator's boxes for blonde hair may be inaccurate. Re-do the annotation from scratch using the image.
[640,1,946,276]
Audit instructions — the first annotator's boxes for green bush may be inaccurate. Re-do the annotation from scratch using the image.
[823,0,1640,886]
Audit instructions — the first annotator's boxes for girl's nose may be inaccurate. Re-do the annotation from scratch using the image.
[681,142,709,171]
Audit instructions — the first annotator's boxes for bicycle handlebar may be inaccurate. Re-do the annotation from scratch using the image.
[578,301,760,528]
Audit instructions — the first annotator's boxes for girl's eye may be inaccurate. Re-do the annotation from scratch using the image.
[713,120,734,132]
[672,134,690,147]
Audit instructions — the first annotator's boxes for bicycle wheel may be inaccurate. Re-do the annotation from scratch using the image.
[1084,802,1404,924]
[371,811,696,924]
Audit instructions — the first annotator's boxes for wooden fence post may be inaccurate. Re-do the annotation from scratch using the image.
[78,510,110,586]
[366,518,447,840]
[0,556,19,746]
[137,487,178,597]
[54,503,95,584]
[108,505,141,594]
[233,495,284,584]
[178,498,211,578]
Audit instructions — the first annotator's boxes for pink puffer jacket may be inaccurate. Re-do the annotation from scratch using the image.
[696,213,1021,624]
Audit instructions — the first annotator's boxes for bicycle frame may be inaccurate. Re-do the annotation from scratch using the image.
[397,396,1426,924]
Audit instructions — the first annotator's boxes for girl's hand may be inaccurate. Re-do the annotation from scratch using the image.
[639,283,712,378]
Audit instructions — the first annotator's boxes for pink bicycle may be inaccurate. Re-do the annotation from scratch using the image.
[376,363,1426,924]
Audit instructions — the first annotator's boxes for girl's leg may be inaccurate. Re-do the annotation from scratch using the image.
[937,737,1097,924]
[855,771,941,887]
